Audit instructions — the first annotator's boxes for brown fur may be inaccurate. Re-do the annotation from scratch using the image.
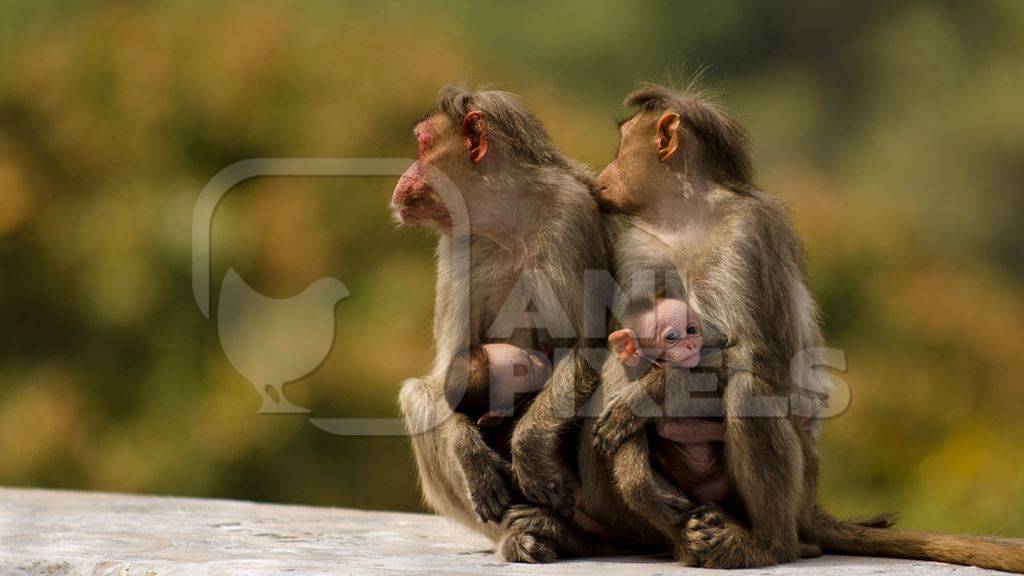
[816,509,1024,573]
[396,86,610,562]
[582,81,1024,571]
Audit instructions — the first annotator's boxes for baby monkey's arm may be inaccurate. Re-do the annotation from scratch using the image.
[594,298,703,455]
[593,365,667,455]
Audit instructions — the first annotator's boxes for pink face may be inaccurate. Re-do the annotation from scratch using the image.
[391,110,489,231]
[608,298,703,368]
[390,116,453,229]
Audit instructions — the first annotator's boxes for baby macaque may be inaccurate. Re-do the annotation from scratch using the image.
[606,298,729,504]
[608,297,703,369]
[471,344,552,428]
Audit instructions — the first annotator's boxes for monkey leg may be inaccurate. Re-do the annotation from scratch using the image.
[684,371,803,569]
[399,377,510,534]
[498,504,616,563]
[511,349,594,516]
[610,432,701,562]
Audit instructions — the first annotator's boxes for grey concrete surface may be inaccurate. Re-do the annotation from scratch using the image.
[0,487,1009,575]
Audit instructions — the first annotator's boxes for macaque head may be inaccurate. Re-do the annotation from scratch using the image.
[595,83,755,212]
[475,343,551,428]
[595,109,681,212]
[609,298,703,368]
[390,111,482,230]
[392,85,571,232]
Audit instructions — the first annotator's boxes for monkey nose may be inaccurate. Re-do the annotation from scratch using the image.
[392,178,427,207]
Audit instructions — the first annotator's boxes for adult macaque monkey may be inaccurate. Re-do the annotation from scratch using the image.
[393,86,610,562]
[584,82,1024,572]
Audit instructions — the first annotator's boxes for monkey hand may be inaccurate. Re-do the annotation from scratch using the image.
[463,448,514,524]
[593,397,647,457]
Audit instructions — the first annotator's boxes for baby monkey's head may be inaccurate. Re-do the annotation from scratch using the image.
[609,297,703,368]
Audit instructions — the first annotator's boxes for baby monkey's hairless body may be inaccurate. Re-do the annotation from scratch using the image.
[608,298,728,504]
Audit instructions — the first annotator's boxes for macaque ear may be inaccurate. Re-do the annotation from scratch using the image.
[609,329,641,367]
[461,111,489,164]
[655,112,681,162]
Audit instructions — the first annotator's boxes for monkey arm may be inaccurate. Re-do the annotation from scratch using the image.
[506,197,609,516]
[400,373,514,526]
[407,254,518,525]
[592,364,666,456]
[587,357,709,556]
[675,214,810,567]
[611,432,701,555]
[595,364,724,559]
[510,348,595,516]
[399,377,507,534]
[438,362,517,524]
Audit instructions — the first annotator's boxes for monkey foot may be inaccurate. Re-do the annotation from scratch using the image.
[498,508,559,564]
[683,507,783,569]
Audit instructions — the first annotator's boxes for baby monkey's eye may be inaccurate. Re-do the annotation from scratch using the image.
[665,331,681,343]
[686,325,699,336]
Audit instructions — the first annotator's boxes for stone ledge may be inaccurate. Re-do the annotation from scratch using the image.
[0,488,1007,575]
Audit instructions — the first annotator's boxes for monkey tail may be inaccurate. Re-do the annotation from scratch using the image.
[816,510,1024,574]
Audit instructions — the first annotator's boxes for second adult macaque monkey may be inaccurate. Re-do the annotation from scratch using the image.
[582,81,1024,572]
[394,86,610,562]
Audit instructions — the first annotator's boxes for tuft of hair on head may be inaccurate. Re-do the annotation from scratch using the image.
[620,292,661,324]
[624,78,755,191]
[433,84,576,171]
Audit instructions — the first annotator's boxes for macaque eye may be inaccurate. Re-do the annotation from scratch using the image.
[686,325,699,336]
[665,331,681,343]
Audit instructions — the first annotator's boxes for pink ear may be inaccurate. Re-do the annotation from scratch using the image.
[608,329,641,367]
[461,111,488,164]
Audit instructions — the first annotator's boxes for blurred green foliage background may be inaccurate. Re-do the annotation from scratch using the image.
[1,0,1023,536]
